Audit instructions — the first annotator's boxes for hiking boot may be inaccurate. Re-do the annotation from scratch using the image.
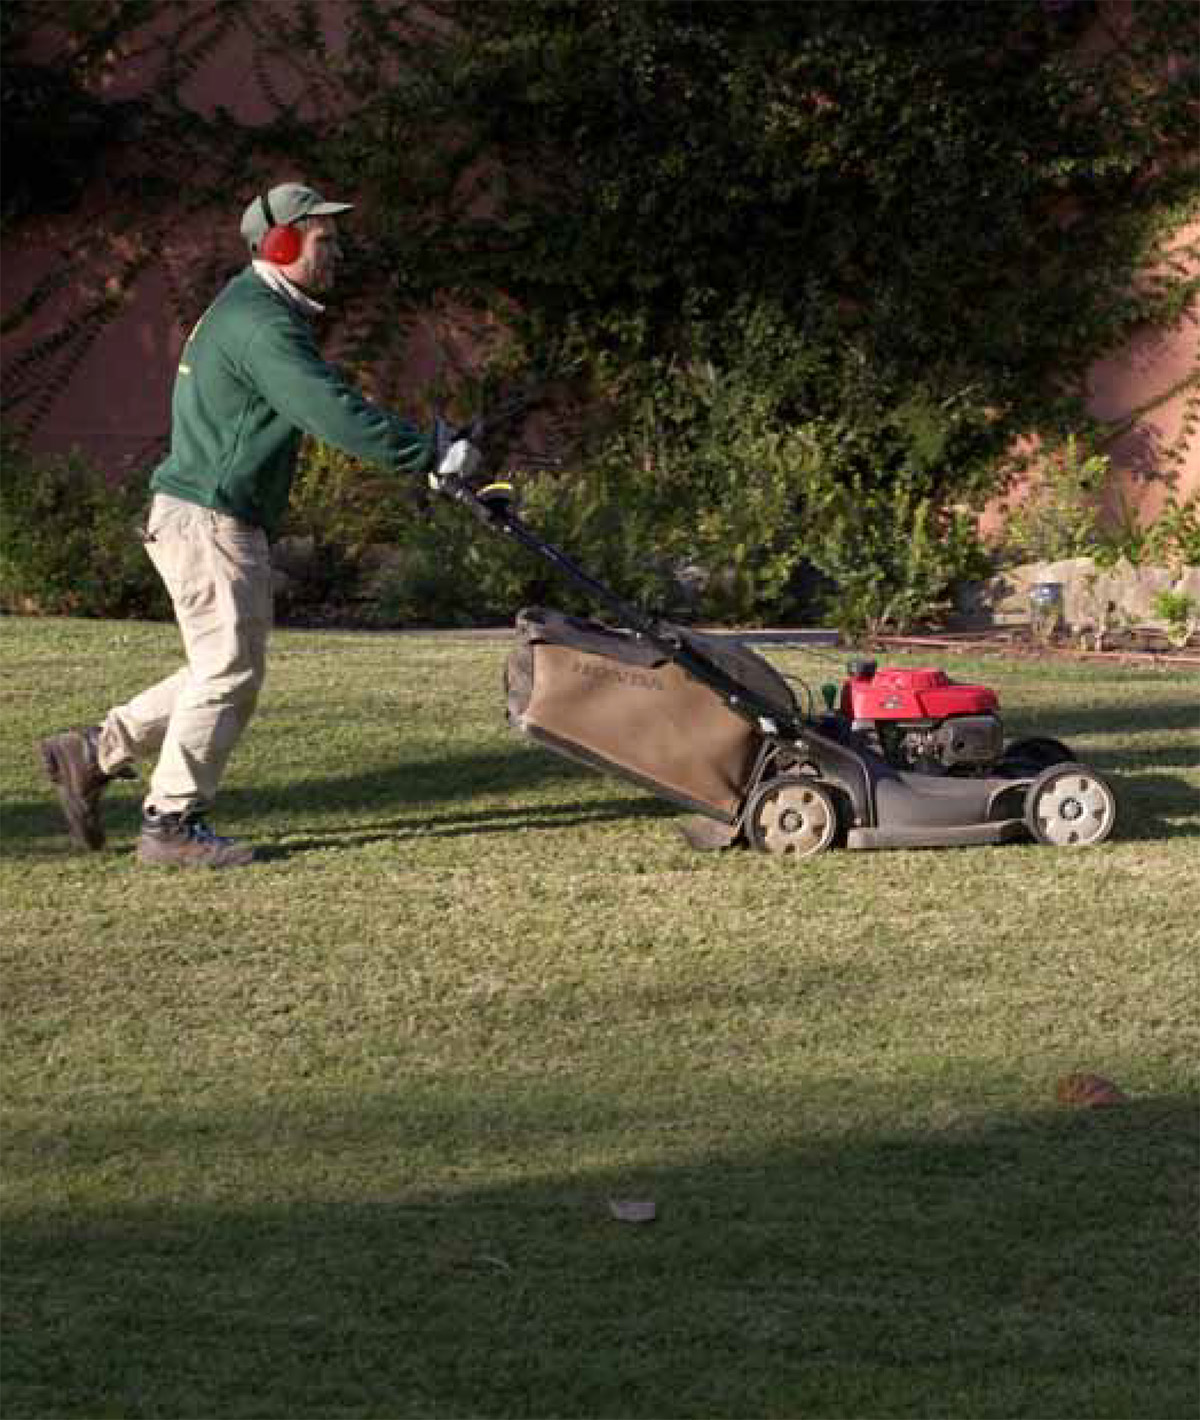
[137,809,255,869]
[40,726,131,851]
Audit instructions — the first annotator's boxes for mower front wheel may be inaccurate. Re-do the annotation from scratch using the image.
[745,776,839,858]
[1024,763,1117,848]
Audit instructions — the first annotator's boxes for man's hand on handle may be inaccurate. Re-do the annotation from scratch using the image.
[429,434,482,498]
[428,415,515,522]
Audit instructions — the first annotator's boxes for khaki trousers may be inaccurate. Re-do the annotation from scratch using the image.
[98,494,273,815]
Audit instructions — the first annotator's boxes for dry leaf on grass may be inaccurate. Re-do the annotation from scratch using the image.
[608,1199,657,1224]
[1055,1073,1129,1108]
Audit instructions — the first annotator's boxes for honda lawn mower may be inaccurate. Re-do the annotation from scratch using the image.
[440,464,1118,859]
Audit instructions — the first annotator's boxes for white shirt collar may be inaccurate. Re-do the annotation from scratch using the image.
[252,260,326,316]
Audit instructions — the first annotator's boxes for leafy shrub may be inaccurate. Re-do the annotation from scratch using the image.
[1143,494,1200,572]
[286,437,422,555]
[801,466,990,640]
[995,436,1113,565]
[286,316,994,634]
[4,2,1196,631]
[1152,589,1199,648]
[498,310,996,633]
[993,436,1200,574]
[400,0,1196,523]
[0,426,167,618]
[1087,488,1200,572]
[282,438,520,625]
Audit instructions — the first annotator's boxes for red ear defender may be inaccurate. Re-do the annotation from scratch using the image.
[257,194,303,265]
[260,224,303,264]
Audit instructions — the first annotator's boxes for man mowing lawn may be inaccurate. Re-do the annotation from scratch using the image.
[39,182,480,869]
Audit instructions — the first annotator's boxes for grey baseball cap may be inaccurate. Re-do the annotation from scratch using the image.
[240,182,354,251]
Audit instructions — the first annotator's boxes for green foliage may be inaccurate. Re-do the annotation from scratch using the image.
[0,427,167,618]
[385,0,1195,627]
[1152,588,1199,648]
[286,355,991,634]
[423,0,1198,446]
[283,439,415,609]
[1143,493,1200,571]
[284,308,994,632]
[2,0,1197,628]
[996,435,1113,564]
[991,443,1200,577]
[1092,484,1158,569]
[284,440,504,625]
[802,463,991,640]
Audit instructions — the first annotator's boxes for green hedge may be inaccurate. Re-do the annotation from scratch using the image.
[3,419,1194,635]
[0,428,168,619]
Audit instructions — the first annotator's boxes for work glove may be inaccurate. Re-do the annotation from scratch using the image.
[429,436,482,497]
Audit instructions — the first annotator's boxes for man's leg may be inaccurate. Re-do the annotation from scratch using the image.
[40,495,271,861]
[99,667,191,774]
[42,660,194,851]
[39,525,191,850]
[136,497,272,867]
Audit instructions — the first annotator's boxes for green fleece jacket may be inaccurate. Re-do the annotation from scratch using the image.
[151,267,430,538]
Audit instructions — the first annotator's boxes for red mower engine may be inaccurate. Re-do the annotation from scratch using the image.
[836,658,1004,774]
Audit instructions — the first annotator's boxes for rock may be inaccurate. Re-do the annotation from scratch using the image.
[955,557,1200,637]
[671,562,710,611]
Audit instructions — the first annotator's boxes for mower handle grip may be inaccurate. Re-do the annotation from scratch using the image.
[440,475,513,527]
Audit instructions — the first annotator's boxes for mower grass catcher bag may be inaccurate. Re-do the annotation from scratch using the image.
[505,607,796,822]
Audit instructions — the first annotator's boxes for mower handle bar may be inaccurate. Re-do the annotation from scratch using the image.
[449,477,807,740]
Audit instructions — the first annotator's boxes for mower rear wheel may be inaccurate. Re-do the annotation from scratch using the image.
[1024,764,1117,847]
[745,777,838,858]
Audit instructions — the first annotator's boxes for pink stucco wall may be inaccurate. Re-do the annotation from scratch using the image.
[1084,219,1200,517]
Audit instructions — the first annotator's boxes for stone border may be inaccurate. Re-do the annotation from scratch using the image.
[954,557,1200,648]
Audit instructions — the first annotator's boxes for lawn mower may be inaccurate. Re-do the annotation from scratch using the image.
[441,466,1118,859]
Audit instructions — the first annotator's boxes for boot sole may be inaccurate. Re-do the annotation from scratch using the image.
[40,739,105,851]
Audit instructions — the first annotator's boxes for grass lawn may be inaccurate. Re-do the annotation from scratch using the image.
[2,615,1198,1419]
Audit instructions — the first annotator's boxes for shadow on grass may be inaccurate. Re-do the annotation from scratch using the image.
[1,745,644,854]
[1090,748,1199,774]
[3,1090,1196,1419]
[1021,700,1199,732]
[254,796,675,861]
[1103,773,1200,843]
[1009,698,1200,759]
[244,744,601,818]
[7,703,1194,857]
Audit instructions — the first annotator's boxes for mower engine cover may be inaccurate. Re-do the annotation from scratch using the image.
[842,665,998,721]
[505,607,796,821]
